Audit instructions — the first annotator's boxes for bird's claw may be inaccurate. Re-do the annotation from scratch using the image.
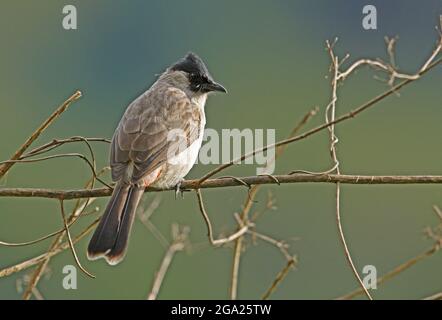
[174,180,189,199]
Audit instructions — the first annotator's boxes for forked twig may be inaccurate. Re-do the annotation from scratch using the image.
[195,189,250,246]
[230,108,317,300]
[147,225,190,300]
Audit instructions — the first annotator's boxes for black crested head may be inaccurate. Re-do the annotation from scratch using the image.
[171,52,210,78]
[170,52,227,94]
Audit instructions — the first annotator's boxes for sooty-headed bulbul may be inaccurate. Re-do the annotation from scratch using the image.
[87,53,226,265]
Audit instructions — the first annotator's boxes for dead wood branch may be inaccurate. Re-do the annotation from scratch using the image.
[2,174,442,200]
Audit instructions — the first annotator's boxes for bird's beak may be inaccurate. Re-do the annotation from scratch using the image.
[207,81,227,93]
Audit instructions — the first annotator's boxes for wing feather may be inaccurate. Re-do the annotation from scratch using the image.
[110,87,202,183]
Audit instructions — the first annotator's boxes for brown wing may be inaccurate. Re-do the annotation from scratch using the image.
[110,87,202,183]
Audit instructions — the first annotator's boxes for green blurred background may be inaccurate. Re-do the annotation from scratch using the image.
[0,0,441,299]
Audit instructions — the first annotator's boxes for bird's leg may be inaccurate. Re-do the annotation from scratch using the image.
[174,179,190,199]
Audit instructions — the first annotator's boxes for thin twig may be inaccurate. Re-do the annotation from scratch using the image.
[0,218,99,278]
[261,259,296,300]
[247,230,292,261]
[247,228,298,300]
[0,218,85,247]
[336,245,440,300]
[20,168,108,299]
[326,40,373,300]
[0,153,111,189]
[422,292,442,300]
[147,225,190,300]
[138,195,169,248]
[337,32,442,84]
[195,189,250,246]
[321,27,442,299]
[432,205,442,221]
[0,91,82,179]
[58,200,95,278]
[230,108,317,300]
[22,137,110,159]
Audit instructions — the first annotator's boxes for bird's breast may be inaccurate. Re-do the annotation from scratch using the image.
[151,109,206,189]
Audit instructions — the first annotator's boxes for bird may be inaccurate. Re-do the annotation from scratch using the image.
[87,52,226,265]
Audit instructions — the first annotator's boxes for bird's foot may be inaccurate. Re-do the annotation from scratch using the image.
[174,180,190,199]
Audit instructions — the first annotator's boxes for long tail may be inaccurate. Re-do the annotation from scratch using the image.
[87,181,144,265]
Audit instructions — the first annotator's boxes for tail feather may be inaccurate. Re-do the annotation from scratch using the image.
[87,181,143,265]
[106,186,144,263]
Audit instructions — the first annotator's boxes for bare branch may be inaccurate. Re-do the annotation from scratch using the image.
[326,39,373,300]
[230,108,317,300]
[138,195,169,248]
[422,292,442,300]
[147,225,190,300]
[2,174,442,200]
[337,32,442,84]
[195,189,250,246]
[337,203,441,300]
[261,259,296,300]
[247,230,293,261]
[337,245,440,300]
[20,168,108,299]
[1,152,111,189]
[22,137,110,159]
[0,91,82,179]
[0,218,99,278]
[59,200,95,278]
[197,53,442,184]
